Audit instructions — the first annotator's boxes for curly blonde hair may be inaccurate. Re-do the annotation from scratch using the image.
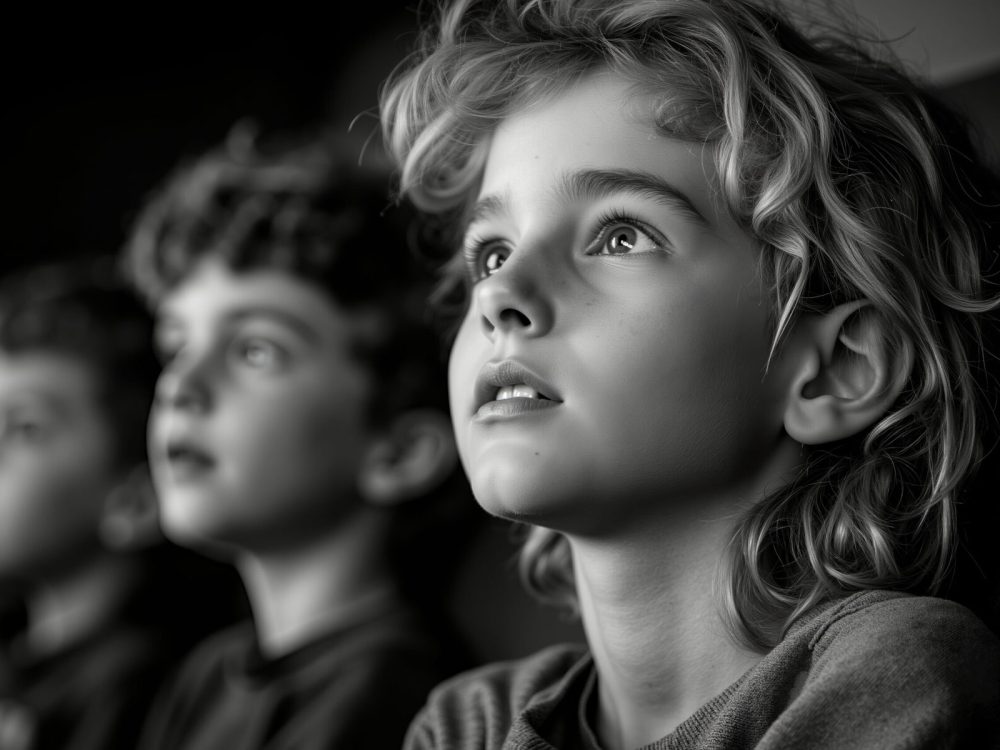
[380,0,1000,648]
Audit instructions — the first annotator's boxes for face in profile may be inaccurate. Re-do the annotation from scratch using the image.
[147,258,377,552]
[0,352,119,579]
[448,71,798,535]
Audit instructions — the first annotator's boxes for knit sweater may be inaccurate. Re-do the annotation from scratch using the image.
[139,601,465,750]
[404,590,1000,749]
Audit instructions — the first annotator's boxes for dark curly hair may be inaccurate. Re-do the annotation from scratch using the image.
[123,124,452,426]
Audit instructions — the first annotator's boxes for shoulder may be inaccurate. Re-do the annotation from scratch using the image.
[135,621,255,750]
[767,591,1000,748]
[810,590,1000,680]
[145,620,254,716]
[298,610,461,716]
[404,642,589,750]
[173,619,255,677]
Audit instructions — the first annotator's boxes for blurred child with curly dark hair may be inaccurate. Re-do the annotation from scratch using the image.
[124,126,480,750]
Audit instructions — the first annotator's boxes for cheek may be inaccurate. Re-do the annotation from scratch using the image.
[224,384,371,488]
[448,316,487,463]
[583,291,778,476]
[0,448,112,562]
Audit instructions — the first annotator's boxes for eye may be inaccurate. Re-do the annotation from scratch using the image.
[234,337,287,371]
[465,240,512,284]
[588,215,665,257]
[3,417,49,444]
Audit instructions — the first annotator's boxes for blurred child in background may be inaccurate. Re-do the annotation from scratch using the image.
[124,125,480,749]
[0,258,246,750]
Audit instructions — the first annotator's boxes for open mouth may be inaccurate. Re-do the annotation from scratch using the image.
[474,360,561,419]
[495,384,553,402]
[165,442,215,471]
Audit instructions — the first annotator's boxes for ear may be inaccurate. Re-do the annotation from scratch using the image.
[98,464,163,552]
[357,409,458,507]
[783,301,913,445]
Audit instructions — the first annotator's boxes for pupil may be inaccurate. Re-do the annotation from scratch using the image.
[609,226,636,253]
[485,249,507,275]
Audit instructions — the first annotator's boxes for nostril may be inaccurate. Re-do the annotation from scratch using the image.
[499,308,531,328]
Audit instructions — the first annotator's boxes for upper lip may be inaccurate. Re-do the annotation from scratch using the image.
[473,360,562,411]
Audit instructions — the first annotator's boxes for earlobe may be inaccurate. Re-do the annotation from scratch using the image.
[783,301,913,445]
[357,409,458,507]
[99,465,163,551]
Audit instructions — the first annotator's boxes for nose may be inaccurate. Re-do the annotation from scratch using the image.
[474,250,554,340]
[154,354,213,413]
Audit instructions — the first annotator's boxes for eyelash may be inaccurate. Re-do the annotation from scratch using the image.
[461,235,507,284]
[461,209,669,283]
[586,209,668,256]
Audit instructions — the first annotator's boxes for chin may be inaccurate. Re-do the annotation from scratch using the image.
[470,469,574,527]
[158,491,228,546]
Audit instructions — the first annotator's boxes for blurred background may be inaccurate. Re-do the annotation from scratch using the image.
[1,0,998,661]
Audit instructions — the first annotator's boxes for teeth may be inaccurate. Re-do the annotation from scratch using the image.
[497,384,541,401]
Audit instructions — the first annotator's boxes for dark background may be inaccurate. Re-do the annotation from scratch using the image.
[0,5,421,276]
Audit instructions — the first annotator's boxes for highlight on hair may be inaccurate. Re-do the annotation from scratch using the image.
[380,0,1000,648]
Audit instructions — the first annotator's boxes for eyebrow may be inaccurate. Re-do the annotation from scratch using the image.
[157,307,321,344]
[466,168,710,230]
[559,169,709,227]
[466,192,510,229]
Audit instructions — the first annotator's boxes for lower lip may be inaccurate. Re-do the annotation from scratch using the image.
[474,397,560,422]
[164,454,216,480]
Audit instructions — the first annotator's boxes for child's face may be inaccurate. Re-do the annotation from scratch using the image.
[148,259,376,551]
[0,352,119,579]
[448,72,796,534]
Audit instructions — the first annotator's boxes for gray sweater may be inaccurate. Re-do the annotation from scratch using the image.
[405,591,1000,749]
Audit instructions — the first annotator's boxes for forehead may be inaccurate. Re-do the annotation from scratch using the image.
[478,71,723,220]
[158,257,358,337]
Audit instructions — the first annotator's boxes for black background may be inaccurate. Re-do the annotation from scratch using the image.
[1,5,421,275]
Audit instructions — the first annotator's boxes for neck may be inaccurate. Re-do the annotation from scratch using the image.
[236,508,398,658]
[26,553,139,657]
[571,518,759,750]
[564,436,803,750]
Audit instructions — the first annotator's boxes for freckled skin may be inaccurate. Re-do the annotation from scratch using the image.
[147,260,375,552]
[448,73,794,536]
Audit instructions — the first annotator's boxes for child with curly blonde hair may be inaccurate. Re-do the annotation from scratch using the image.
[380,0,1000,746]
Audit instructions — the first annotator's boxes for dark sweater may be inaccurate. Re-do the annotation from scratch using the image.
[0,622,170,750]
[405,590,1000,749]
[139,600,465,750]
